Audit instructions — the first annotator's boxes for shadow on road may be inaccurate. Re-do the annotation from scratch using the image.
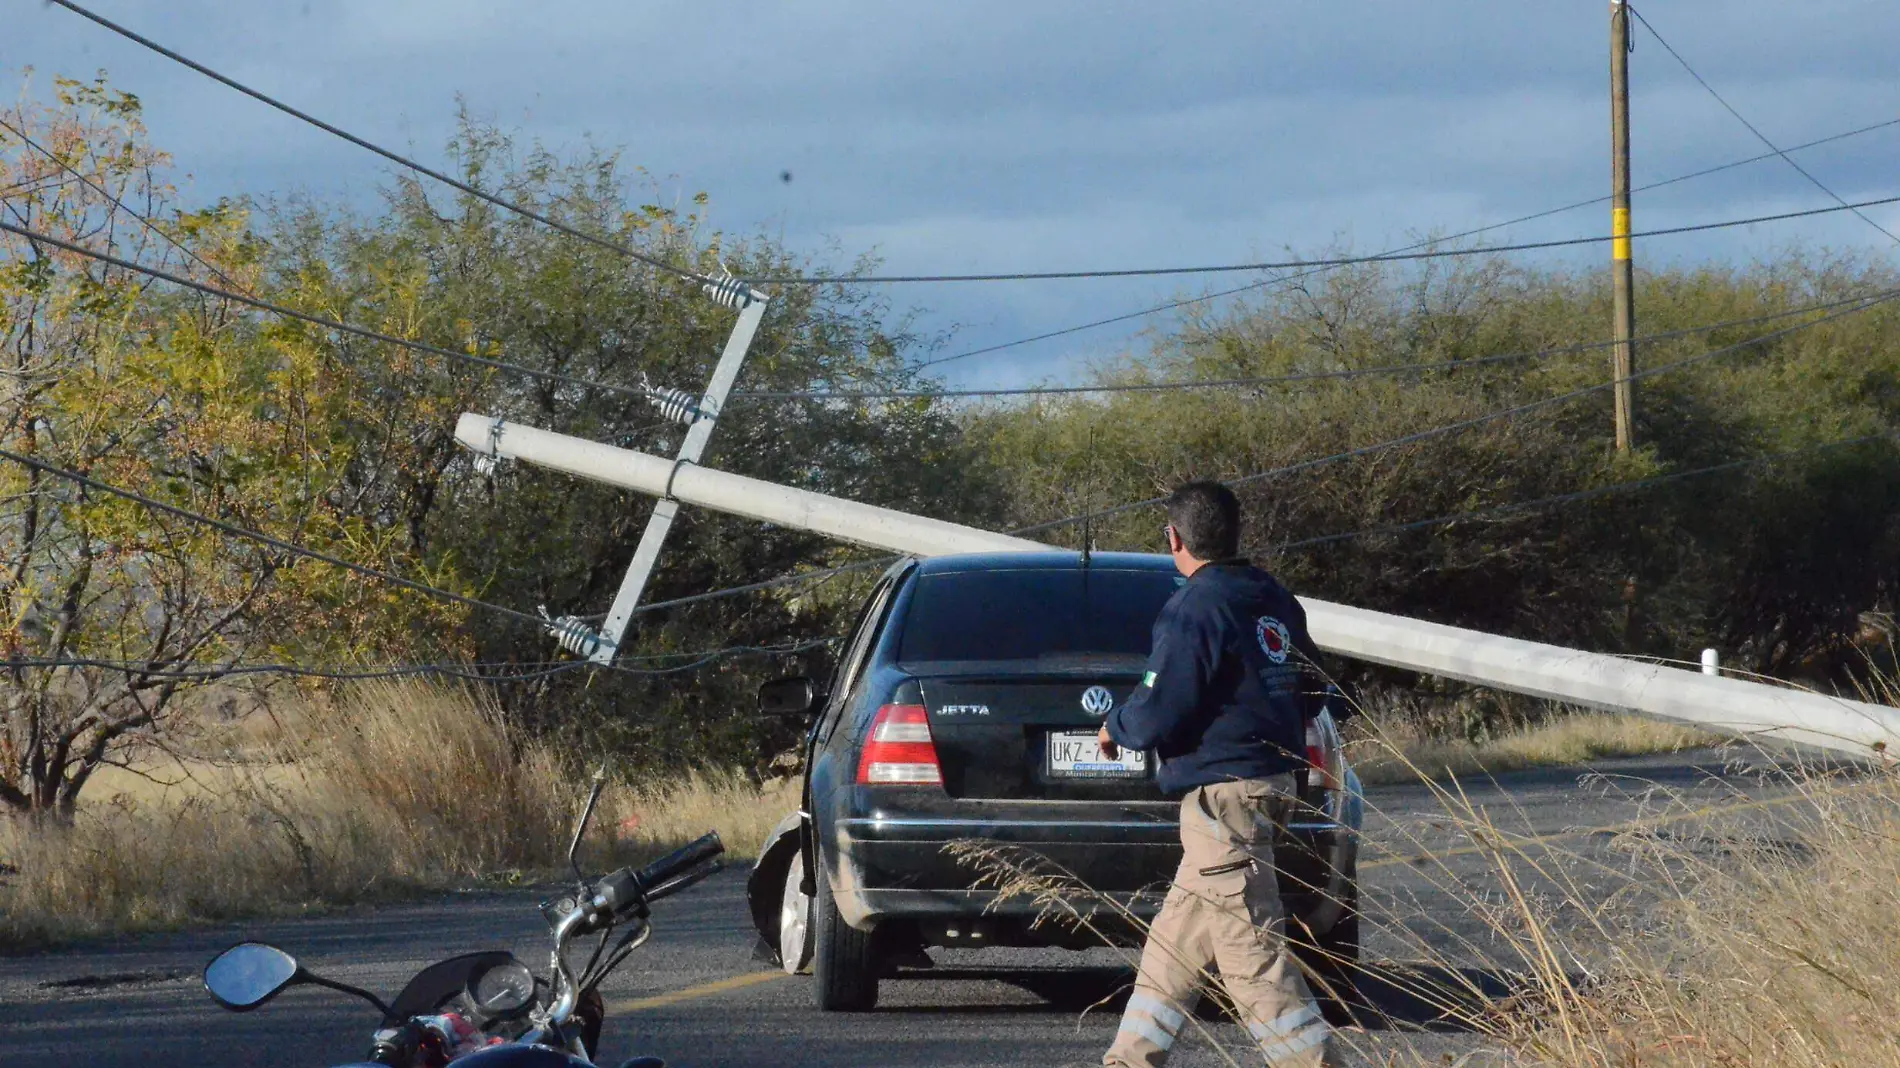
[884,959,1551,1034]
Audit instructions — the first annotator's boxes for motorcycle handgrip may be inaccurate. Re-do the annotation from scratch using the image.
[635,832,725,894]
[591,832,725,920]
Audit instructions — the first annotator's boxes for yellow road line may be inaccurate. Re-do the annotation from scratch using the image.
[609,970,787,1012]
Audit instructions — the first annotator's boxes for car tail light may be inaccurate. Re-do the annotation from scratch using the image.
[857,704,943,785]
[1306,714,1341,792]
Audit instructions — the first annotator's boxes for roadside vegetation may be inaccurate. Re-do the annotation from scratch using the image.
[0,679,791,949]
[955,689,1900,1068]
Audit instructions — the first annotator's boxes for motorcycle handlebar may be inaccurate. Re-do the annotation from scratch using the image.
[636,831,724,893]
[589,831,725,921]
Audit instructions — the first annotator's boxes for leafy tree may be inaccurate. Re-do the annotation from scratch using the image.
[251,114,999,765]
[0,77,457,816]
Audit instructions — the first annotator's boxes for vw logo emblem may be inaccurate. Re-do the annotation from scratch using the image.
[1080,685,1115,717]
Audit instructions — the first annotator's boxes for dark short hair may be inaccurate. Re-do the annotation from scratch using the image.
[1166,481,1241,560]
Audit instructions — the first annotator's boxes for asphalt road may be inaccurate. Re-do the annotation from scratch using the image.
[0,749,1828,1068]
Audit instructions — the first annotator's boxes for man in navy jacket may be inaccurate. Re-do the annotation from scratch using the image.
[1098,481,1331,1068]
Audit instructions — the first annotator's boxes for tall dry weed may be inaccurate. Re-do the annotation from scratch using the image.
[0,680,780,948]
[948,687,1900,1067]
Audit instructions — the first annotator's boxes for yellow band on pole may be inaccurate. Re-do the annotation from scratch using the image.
[1612,207,1632,261]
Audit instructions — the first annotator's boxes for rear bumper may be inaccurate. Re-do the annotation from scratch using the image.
[829,814,1355,938]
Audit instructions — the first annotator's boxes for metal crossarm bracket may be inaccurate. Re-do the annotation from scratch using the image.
[582,277,769,664]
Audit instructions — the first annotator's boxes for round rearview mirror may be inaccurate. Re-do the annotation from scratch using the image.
[204,942,301,1011]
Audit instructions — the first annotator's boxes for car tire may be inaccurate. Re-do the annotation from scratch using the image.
[1296,859,1361,1026]
[778,855,814,975]
[811,848,879,1011]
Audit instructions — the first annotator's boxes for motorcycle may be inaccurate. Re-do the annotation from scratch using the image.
[200,775,724,1068]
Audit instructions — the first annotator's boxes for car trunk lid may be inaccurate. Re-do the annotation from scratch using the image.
[916,666,1164,801]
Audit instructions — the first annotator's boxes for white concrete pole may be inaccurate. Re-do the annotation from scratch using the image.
[457,414,1045,559]
[460,414,1900,762]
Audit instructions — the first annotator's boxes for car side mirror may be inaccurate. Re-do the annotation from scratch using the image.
[759,676,820,717]
[204,942,302,1011]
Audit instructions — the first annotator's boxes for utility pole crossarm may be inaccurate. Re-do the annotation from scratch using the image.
[531,275,771,664]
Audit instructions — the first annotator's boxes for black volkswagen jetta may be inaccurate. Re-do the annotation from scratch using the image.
[746,551,1363,1011]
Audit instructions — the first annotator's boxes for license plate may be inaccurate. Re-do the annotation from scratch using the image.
[1046,730,1147,778]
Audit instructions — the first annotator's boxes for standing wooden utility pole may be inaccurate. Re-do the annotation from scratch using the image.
[1609,0,1637,453]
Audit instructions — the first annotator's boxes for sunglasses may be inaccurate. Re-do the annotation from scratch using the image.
[1161,523,1176,548]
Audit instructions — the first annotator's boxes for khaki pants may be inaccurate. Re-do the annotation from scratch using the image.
[1104,775,1330,1068]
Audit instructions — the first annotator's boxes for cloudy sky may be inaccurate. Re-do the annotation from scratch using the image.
[10,1,1900,388]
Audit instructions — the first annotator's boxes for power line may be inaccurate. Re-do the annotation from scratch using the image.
[501,287,1900,633]
[730,291,1887,401]
[739,195,1900,286]
[0,113,249,292]
[910,112,1900,370]
[619,557,895,620]
[1630,6,1900,246]
[1014,286,1900,536]
[0,657,589,683]
[575,287,1900,623]
[0,219,895,644]
[0,638,838,683]
[0,443,548,628]
[46,0,710,287]
[1267,432,1891,552]
[0,443,845,668]
[0,217,659,406]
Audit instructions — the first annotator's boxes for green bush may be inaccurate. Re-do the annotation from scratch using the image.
[968,252,1900,693]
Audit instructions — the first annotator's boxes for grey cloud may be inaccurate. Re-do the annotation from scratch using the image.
[8,0,1898,386]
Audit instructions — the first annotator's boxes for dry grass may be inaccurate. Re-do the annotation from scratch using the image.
[947,683,1899,1068]
[1440,764,1900,1067]
[0,680,790,949]
[1351,712,1720,785]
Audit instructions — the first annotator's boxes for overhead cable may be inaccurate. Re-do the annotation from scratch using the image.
[1631,7,1900,246]
[513,290,1900,626]
[910,111,1900,370]
[1269,432,1891,552]
[0,443,548,628]
[0,638,836,682]
[0,443,840,669]
[45,0,709,286]
[738,196,1900,285]
[573,289,1900,621]
[1014,287,1900,535]
[0,113,250,292]
[731,291,1886,400]
[0,657,590,683]
[0,218,658,405]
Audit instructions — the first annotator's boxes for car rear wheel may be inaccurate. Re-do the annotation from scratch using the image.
[1295,859,1361,1025]
[778,856,813,975]
[812,849,879,1011]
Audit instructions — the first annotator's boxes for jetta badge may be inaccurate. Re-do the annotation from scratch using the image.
[1080,685,1115,717]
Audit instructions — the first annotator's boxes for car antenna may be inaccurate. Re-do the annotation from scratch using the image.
[1079,423,1098,569]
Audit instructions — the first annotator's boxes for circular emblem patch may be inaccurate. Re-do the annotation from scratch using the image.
[1256,617,1291,664]
[1080,685,1115,717]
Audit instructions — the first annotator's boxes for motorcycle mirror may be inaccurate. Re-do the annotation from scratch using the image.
[204,942,301,1011]
[567,766,608,883]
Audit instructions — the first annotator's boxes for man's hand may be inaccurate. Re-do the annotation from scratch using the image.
[1097,725,1118,760]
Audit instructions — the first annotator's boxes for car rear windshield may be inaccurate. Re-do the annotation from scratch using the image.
[896,568,1183,663]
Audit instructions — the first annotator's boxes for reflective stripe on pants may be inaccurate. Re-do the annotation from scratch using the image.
[1103,776,1330,1068]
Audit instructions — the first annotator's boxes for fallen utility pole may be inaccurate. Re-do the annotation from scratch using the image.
[458,413,1900,763]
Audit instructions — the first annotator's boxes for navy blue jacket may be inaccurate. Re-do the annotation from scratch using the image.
[1106,561,1321,795]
